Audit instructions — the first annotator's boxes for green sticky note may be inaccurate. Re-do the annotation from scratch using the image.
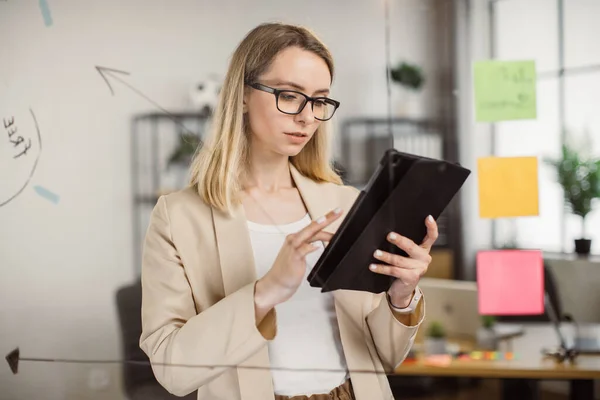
[474,60,537,122]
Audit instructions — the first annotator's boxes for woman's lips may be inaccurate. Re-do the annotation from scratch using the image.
[284,132,308,137]
[284,132,309,143]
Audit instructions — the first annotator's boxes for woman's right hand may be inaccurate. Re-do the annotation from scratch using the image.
[254,207,343,311]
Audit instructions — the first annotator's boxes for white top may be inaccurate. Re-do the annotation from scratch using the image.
[247,214,349,396]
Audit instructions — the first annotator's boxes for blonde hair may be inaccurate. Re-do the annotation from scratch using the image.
[188,22,343,215]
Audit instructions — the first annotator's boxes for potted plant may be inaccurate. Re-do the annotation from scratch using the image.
[165,133,202,190]
[476,315,498,351]
[389,62,425,117]
[424,320,447,355]
[545,142,600,255]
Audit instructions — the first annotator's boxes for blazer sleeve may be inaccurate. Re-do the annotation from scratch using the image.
[365,292,425,372]
[139,196,277,397]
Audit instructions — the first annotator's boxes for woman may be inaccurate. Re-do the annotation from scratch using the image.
[139,22,437,400]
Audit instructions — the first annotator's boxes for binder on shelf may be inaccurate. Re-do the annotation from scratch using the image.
[307,149,471,294]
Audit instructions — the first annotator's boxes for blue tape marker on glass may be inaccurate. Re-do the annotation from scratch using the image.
[39,0,53,27]
[34,185,59,204]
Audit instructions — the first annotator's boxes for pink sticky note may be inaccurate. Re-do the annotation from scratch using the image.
[476,250,544,315]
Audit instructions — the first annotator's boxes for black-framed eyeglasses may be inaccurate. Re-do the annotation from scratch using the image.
[246,82,340,121]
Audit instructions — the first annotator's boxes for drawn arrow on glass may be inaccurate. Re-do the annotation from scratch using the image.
[5,347,390,376]
[94,65,204,139]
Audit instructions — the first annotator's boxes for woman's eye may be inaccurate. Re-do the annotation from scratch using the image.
[281,94,299,101]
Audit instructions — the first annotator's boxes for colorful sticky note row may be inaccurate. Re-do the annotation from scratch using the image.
[474,60,537,122]
[478,156,539,218]
[459,351,517,361]
[477,249,545,315]
[423,354,452,367]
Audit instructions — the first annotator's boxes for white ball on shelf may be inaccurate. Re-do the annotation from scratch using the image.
[189,75,221,114]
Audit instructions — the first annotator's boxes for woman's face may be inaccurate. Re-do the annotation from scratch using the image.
[244,46,333,157]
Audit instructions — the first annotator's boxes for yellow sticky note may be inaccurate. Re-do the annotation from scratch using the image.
[478,157,539,218]
[474,60,537,122]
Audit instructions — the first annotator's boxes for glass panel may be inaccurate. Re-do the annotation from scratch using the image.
[495,0,559,73]
[564,0,600,69]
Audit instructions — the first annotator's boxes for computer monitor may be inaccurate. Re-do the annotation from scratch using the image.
[418,277,481,339]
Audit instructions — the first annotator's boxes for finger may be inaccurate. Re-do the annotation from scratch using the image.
[421,215,439,251]
[292,208,343,248]
[369,263,426,280]
[368,263,404,279]
[373,249,413,269]
[309,231,334,243]
[387,232,431,262]
[297,241,321,258]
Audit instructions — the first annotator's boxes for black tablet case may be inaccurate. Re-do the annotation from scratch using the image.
[307,149,471,294]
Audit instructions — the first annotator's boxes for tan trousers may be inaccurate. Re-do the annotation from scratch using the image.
[274,379,355,400]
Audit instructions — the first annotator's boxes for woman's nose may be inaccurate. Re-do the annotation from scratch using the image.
[295,101,316,124]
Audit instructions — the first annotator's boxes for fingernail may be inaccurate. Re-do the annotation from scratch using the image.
[369,264,377,271]
[315,216,326,224]
[428,215,434,223]
[312,242,320,248]
[389,232,397,240]
[333,207,342,214]
[374,250,383,258]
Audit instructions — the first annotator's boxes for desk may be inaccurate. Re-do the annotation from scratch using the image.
[394,323,600,399]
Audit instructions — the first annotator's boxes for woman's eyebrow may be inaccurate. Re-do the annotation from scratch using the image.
[271,80,330,95]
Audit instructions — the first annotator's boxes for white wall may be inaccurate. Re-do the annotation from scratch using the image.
[0,1,445,399]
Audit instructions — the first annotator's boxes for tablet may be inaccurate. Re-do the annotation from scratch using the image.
[307,149,471,294]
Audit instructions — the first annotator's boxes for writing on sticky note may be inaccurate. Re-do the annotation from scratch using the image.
[474,60,536,122]
[478,156,539,218]
[476,250,544,315]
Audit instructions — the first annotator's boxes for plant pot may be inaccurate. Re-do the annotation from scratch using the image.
[574,239,592,255]
[393,87,423,118]
[424,338,447,355]
[476,327,498,351]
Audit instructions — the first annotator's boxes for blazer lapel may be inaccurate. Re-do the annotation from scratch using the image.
[212,203,274,400]
[212,202,256,295]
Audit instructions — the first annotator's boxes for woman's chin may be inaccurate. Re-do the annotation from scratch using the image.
[270,142,307,157]
[281,144,307,157]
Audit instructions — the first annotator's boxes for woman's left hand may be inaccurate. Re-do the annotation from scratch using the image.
[369,215,439,308]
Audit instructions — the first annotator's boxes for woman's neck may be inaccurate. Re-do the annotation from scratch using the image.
[242,151,294,193]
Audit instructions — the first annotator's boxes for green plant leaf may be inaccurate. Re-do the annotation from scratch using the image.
[390,62,425,91]
[481,315,496,328]
[427,320,446,338]
[546,142,600,222]
[168,134,201,167]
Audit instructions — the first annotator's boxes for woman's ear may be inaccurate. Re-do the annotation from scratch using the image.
[242,86,250,113]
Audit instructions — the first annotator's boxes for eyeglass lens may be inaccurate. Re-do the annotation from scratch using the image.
[276,91,336,120]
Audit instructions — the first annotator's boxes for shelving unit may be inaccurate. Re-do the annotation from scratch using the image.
[130,111,210,275]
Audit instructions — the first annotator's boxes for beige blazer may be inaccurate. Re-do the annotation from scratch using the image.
[139,164,425,400]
